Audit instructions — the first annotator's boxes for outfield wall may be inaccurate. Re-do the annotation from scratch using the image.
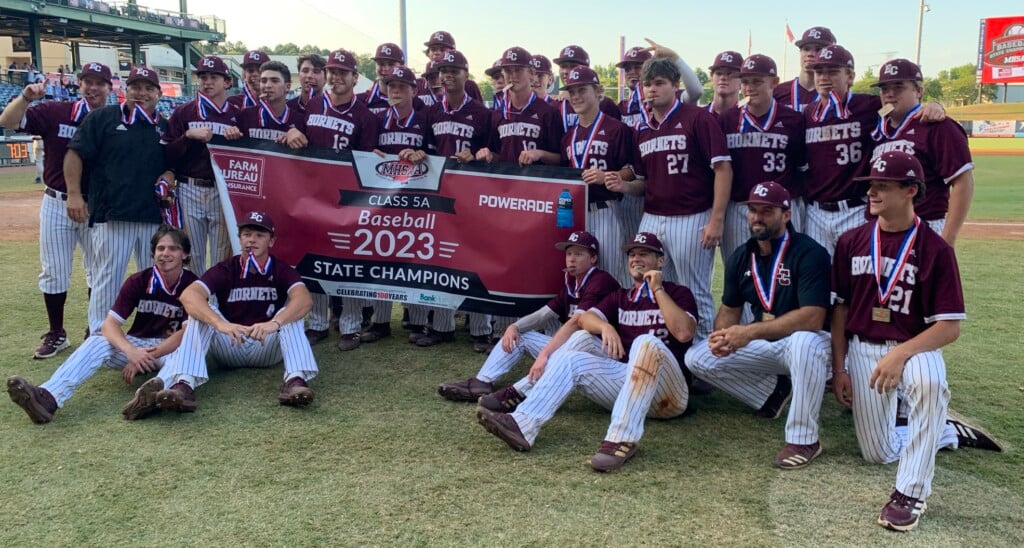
[959,120,1024,137]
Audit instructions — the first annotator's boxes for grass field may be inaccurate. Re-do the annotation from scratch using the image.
[0,162,1022,545]
[947,103,1024,119]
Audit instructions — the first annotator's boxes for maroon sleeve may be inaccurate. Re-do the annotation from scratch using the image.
[919,238,966,320]
[199,261,232,297]
[545,289,568,317]
[163,105,191,166]
[600,97,622,121]
[591,289,620,324]
[831,234,852,304]
[578,271,621,311]
[667,283,699,322]
[631,128,646,178]
[542,107,565,154]
[931,120,972,181]
[275,262,304,294]
[356,109,380,152]
[465,80,483,102]
[110,271,146,322]
[21,102,55,136]
[695,109,731,166]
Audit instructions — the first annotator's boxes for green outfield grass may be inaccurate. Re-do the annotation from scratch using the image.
[969,138,1024,152]
[969,156,1024,221]
[947,103,1024,119]
[1,165,1022,544]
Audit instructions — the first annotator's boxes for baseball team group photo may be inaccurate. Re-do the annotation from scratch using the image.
[0,0,1021,544]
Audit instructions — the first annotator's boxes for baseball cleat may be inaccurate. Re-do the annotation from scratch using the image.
[336,333,361,351]
[471,335,490,353]
[360,322,392,343]
[589,440,638,472]
[946,409,1004,452]
[122,377,164,420]
[755,375,792,419]
[438,377,493,402]
[304,329,329,345]
[476,406,531,451]
[477,385,526,413]
[878,490,927,532]
[278,377,315,406]
[773,442,822,470]
[7,376,58,424]
[33,330,70,359]
[156,381,197,413]
[415,329,456,347]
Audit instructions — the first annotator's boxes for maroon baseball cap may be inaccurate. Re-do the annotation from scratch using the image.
[422,61,440,79]
[709,51,744,72]
[795,26,837,48]
[812,45,855,70]
[239,210,275,233]
[498,47,532,68]
[373,43,405,63]
[621,232,664,254]
[555,230,599,253]
[529,55,553,74]
[326,49,358,72]
[854,151,924,183]
[79,61,113,84]
[740,54,778,77]
[424,30,456,49]
[872,58,923,87]
[126,66,160,87]
[553,45,590,66]
[382,65,417,87]
[559,66,601,90]
[746,182,792,209]
[485,59,503,78]
[194,55,230,77]
[616,46,652,68]
[242,50,271,67]
[434,50,469,70]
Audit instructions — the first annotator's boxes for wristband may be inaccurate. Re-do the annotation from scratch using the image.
[271,319,282,331]
[653,286,665,295]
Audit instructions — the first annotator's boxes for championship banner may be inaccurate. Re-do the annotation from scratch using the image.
[977,16,1024,85]
[208,138,588,316]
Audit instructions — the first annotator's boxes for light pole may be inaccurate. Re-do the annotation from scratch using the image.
[914,0,931,66]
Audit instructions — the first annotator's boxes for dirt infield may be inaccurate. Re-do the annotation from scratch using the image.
[971,149,1024,156]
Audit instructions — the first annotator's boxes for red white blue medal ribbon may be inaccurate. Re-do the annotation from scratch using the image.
[70,99,90,123]
[385,106,415,129]
[750,231,790,312]
[629,280,655,303]
[121,102,158,125]
[870,217,920,306]
[738,98,778,133]
[258,99,289,128]
[147,266,180,295]
[242,84,258,108]
[569,111,604,169]
[564,266,596,299]
[627,87,651,128]
[560,99,573,131]
[322,93,356,117]
[442,93,470,115]
[241,251,272,279]
[811,90,851,122]
[790,79,819,111]
[872,103,922,141]
[196,91,227,120]
[503,91,536,121]
[638,98,680,132]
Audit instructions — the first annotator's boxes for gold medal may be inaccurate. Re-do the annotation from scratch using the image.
[762,312,775,321]
[872,307,891,323]
[877,103,894,117]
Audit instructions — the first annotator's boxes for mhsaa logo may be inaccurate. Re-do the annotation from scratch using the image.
[375,159,429,184]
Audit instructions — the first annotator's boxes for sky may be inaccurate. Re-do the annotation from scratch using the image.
[151,0,1022,79]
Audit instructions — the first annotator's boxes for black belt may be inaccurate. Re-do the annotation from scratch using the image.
[177,176,215,188]
[858,336,900,346]
[812,198,863,212]
[587,198,621,210]
[44,187,67,201]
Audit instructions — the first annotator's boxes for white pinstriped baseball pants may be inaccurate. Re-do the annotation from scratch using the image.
[87,221,160,334]
[177,182,231,276]
[618,194,644,245]
[38,191,95,294]
[805,203,866,258]
[686,331,831,445]
[587,201,629,287]
[159,309,318,389]
[511,331,689,446]
[40,333,167,406]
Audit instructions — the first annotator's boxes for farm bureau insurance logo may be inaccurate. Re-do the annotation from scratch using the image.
[352,150,444,191]
[213,152,265,197]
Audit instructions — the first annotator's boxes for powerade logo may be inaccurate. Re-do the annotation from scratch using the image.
[419,293,437,303]
[375,160,429,184]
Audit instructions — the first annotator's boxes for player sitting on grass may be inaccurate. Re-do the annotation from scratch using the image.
[8,227,197,423]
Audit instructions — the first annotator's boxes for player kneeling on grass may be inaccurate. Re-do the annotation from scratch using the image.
[477,233,698,472]
[437,231,619,408]
[8,227,197,423]
[686,182,831,470]
[831,151,1002,532]
[123,211,319,418]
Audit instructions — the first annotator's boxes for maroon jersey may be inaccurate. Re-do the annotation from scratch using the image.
[773,78,819,112]
[359,82,426,117]
[110,267,199,339]
[417,77,483,103]
[286,89,321,116]
[227,87,259,110]
[376,106,429,154]
[619,90,647,129]
[492,92,564,163]
[559,113,634,204]
[554,96,623,132]
[199,254,304,326]
[545,267,621,322]
[868,117,972,221]
[163,97,241,179]
[633,101,732,216]
[423,96,495,156]
[803,93,879,203]
[303,94,380,152]
[591,281,698,362]
[832,221,965,342]
[720,103,806,200]
[236,103,305,142]
[21,99,90,193]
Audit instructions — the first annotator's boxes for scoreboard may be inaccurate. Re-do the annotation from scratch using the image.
[0,138,34,166]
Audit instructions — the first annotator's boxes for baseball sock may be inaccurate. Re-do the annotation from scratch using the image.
[43,292,67,333]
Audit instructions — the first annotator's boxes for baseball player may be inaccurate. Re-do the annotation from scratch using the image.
[485,59,505,111]
[705,51,743,116]
[420,31,483,102]
[830,151,1001,532]
[719,54,807,263]
[227,50,271,109]
[773,26,836,112]
[0,62,113,358]
[559,66,634,286]
[529,54,556,104]
[7,227,196,423]
[361,43,425,116]
[162,55,242,276]
[65,66,168,336]
[686,183,831,469]
[869,59,974,247]
[438,231,619,404]
[286,53,326,115]
[299,48,381,350]
[233,61,306,147]
[605,55,732,340]
[123,211,319,418]
[550,44,622,130]
[476,232,697,472]
[418,61,443,106]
